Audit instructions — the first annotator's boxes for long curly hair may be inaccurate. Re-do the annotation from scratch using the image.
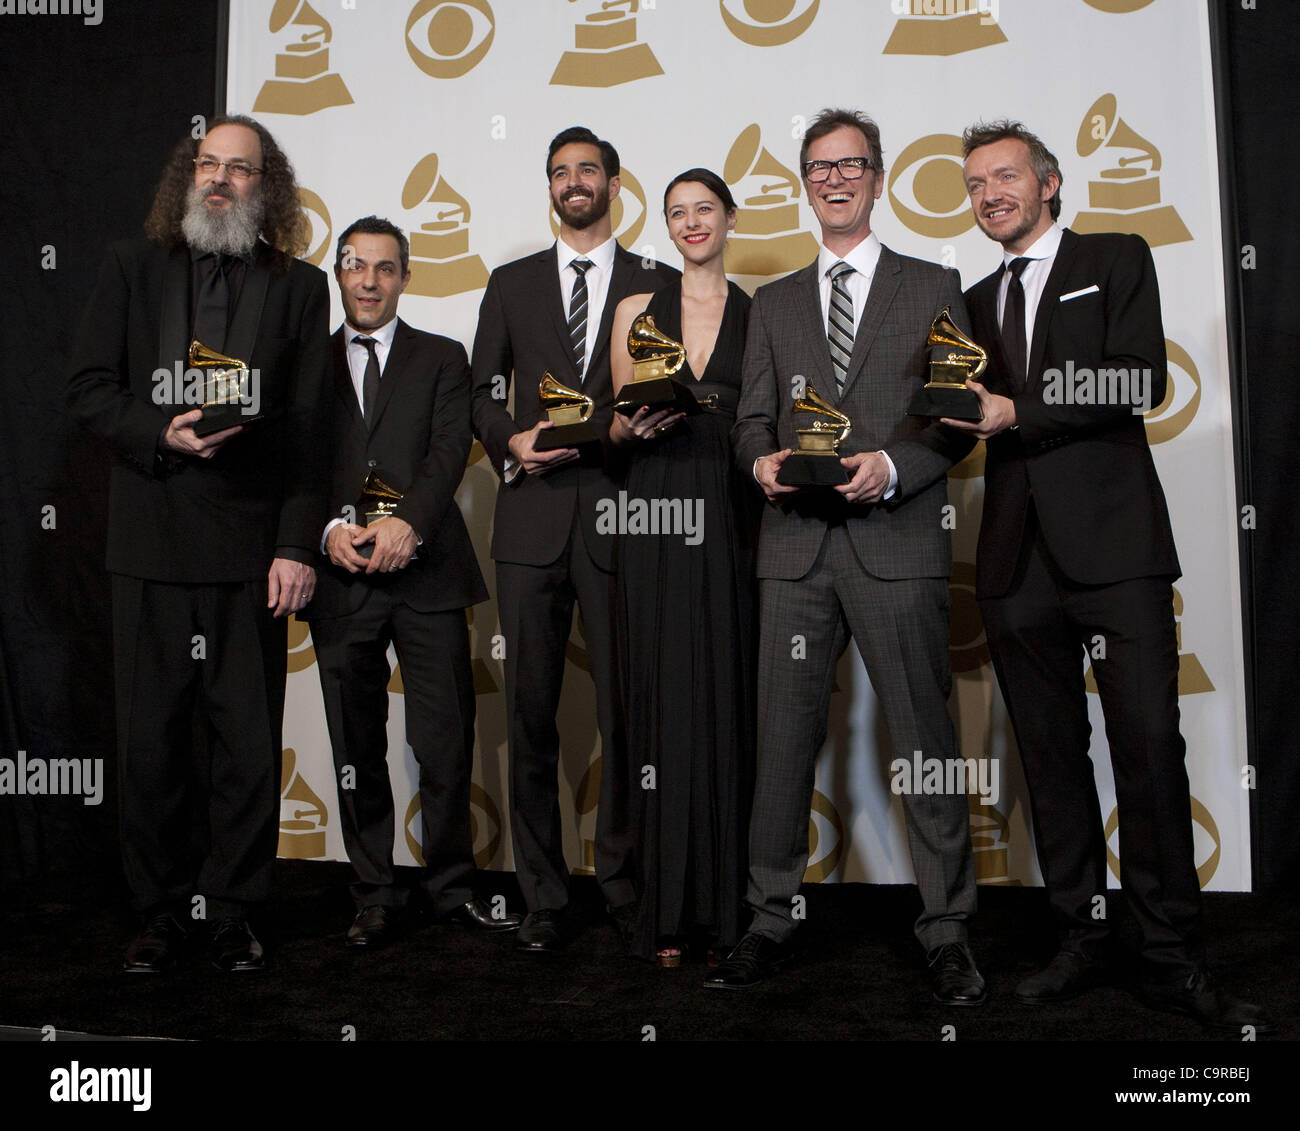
[144,114,310,270]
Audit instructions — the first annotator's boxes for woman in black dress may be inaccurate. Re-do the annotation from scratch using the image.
[609,169,759,965]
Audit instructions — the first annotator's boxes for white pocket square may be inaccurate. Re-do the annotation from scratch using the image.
[1060,285,1100,302]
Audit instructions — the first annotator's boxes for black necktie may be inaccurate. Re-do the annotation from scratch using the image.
[1001,257,1030,387]
[194,253,230,351]
[568,258,592,377]
[354,335,380,424]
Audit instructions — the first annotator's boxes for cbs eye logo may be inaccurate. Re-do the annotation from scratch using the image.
[405,783,502,867]
[1106,797,1220,886]
[1083,0,1157,11]
[406,0,495,79]
[1144,339,1201,445]
[297,188,332,269]
[803,789,844,883]
[719,0,819,46]
[286,614,317,673]
[887,134,975,239]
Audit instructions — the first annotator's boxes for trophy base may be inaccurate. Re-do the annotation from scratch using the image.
[535,417,602,451]
[907,384,982,421]
[193,407,263,437]
[613,377,702,417]
[777,453,850,487]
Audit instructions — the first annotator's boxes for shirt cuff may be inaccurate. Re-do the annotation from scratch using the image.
[504,456,521,484]
[321,516,347,555]
[880,451,899,501]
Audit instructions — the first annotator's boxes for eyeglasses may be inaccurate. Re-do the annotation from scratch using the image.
[193,156,263,180]
[802,157,873,183]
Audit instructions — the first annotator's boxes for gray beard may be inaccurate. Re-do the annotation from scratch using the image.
[182,184,264,256]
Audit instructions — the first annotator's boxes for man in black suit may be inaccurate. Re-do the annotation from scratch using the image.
[470,126,677,951]
[66,115,331,972]
[301,216,519,947]
[952,120,1266,1031]
[709,108,983,1004]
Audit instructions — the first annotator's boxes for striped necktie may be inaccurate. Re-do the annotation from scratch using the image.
[568,258,592,377]
[827,260,855,395]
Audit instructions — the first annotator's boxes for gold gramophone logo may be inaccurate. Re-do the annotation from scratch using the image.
[1106,796,1220,886]
[882,0,1007,56]
[297,187,332,268]
[550,0,663,88]
[1072,94,1192,248]
[547,165,648,251]
[405,0,495,78]
[252,0,353,116]
[404,782,502,867]
[285,613,317,673]
[888,134,977,239]
[721,124,818,277]
[1086,585,1213,696]
[719,0,819,46]
[278,746,329,858]
[1144,338,1202,445]
[804,789,844,882]
[968,800,1020,885]
[948,561,990,673]
[401,153,489,298]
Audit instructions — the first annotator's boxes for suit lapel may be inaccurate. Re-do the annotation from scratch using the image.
[840,246,902,400]
[367,318,412,435]
[158,247,190,371]
[792,263,835,399]
[1025,228,1078,387]
[224,244,270,367]
[331,328,367,446]
[968,268,1017,397]
[591,246,635,378]
[537,246,575,381]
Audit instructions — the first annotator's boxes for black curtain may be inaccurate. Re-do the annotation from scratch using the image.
[1,0,1297,891]
[0,1,221,884]
[1215,1,1300,889]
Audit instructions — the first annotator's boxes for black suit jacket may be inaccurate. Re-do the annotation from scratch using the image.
[302,319,487,619]
[964,229,1180,599]
[469,242,678,572]
[66,239,332,582]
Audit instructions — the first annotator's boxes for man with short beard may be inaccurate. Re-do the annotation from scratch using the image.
[471,126,677,952]
[67,115,331,974]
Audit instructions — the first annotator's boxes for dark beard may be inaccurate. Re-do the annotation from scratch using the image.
[554,184,610,232]
[182,184,264,256]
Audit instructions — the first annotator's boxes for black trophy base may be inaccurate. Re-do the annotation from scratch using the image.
[777,452,850,487]
[534,417,603,466]
[193,406,263,437]
[907,383,982,421]
[613,377,702,417]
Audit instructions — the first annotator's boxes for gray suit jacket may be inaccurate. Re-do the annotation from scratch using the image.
[732,245,975,581]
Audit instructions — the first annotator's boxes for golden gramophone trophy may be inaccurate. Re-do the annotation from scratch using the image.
[612,313,702,418]
[355,466,404,560]
[188,339,262,436]
[534,371,603,454]
[776,383,852,487]
[906,307,987,421]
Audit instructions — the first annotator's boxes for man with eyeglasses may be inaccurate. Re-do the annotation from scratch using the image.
[67,115,331,974]
[713,109,983,1004]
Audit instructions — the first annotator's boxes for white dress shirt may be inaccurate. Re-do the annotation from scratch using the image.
[556,233,617,382]
[996,223,1063,360]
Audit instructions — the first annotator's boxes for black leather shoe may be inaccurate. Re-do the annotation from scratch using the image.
[1137,969,1274,1035]
[702,932,791,989]
[929,942,987,1006]
[516,909,566,953]
[211,918,265,972]
[443,898,522,932]
[123,913,188,974]
[346,905,401,949]
[1015,948,1108,1004]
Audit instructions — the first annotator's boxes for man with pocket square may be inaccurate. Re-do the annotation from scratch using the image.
[952,120,1267,1032]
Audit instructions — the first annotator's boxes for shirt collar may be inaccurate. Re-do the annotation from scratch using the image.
[557,234,616,276]
[818,232,881,282]
[345,315,399,350]
[1004,223,1062,267]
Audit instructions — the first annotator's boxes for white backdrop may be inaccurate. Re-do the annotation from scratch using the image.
[227,0,1249,891]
